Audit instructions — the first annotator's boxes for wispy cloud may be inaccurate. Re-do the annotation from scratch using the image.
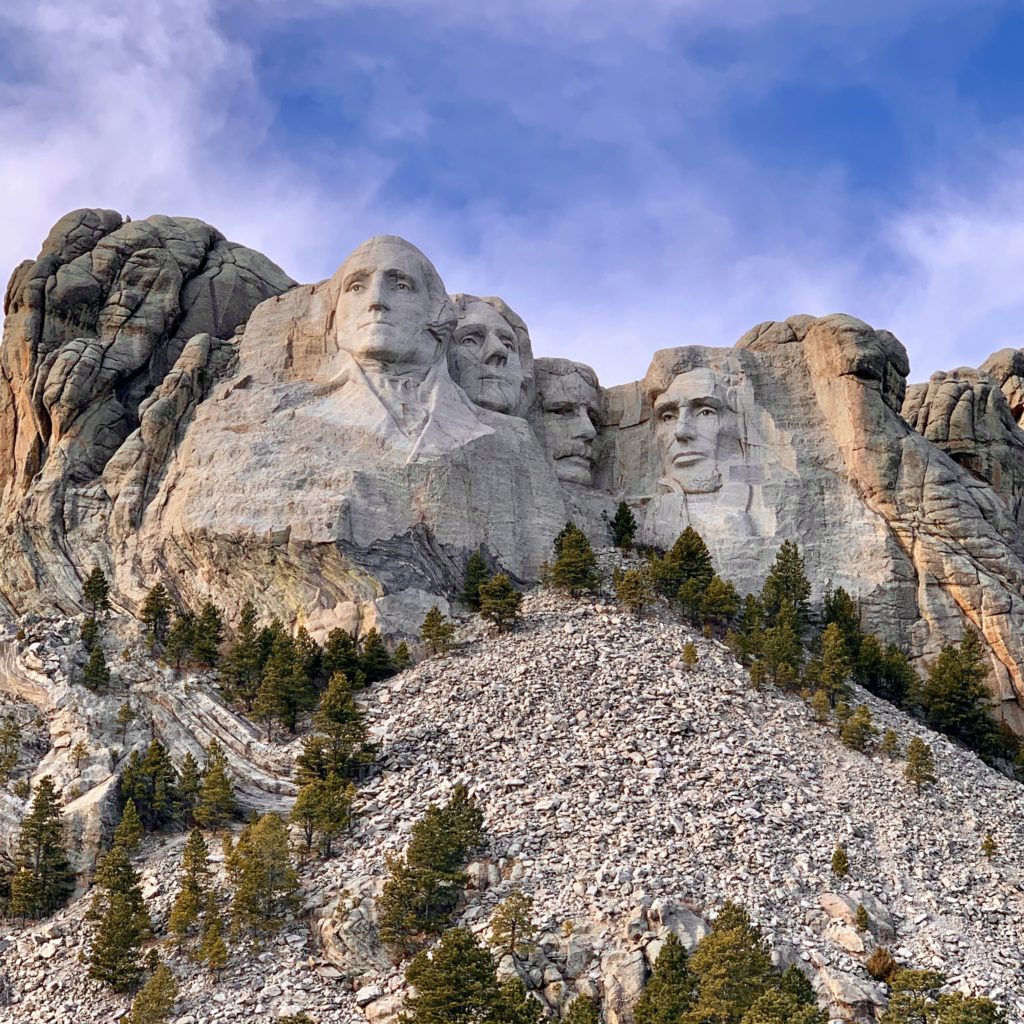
[1,0,1021,393]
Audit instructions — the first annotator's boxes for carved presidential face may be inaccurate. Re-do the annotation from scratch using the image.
[334,238,443,369]
[654,367,726,494]
[533,364,601,486]
[449,300,524,413]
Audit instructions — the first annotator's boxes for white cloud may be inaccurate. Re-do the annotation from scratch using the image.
[1,0,1020,395]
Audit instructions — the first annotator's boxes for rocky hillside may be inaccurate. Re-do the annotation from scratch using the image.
[2,590,1024,1023]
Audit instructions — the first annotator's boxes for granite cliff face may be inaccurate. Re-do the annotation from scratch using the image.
[5,210,1024,723]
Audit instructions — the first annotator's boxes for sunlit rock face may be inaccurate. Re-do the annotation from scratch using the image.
[6,210,1024,726]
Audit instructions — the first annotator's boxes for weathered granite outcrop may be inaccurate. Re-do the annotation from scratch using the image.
[0,208,294,614]
[5,211,1024,721]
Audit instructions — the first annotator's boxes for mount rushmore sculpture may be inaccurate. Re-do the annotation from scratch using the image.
[5,209,1024,728]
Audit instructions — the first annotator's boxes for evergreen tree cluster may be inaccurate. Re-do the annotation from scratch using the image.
[633,905,826,1024]
[402,926,543,1024]
[219,601,398,738]
[120,739,238,833]
[460,548,525,632]
[378,785,486,952]
[225,812,300,937]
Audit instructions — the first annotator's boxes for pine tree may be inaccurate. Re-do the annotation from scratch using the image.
[653,526,714,602]
[633,931,694,1024]
[982,834,998,859]
[841,704,878,753]
[116,701,136,745]
[83,565,111,616]
[761,541,810,630]
[608,500,638,548]
[177,752,202,826]
[479,574,523,633]
[89,891,149,992]
[0,715,22,783]
[192,602,224,667]
[494,976,545,1024]
[194,740,238,829]
[169,828,210,947]
[919,630,1000,756]
[199,893,229,978]
[115,800,144,855]
[221,602,263,708]
[819,623,851,707]
[701,575,741,633]
[378,786,484,950]
[88,840,151,992]
[727,594,765,665]
[421,606,457,655]
[854,904,870,931]
[140,583,173,645]
[393,641,412,670]
[165,611,195,671]
[563,995,601,1024]
[880,969,1006,1024]
[252,629,314,738]
[226,813,299,937]
[8,776,73,919]
[323,628,360,684]
[550,524,600,595]
[81,615,100,652]
[831,843,849,879]
[127,961,178,1024]
[823,585,862,658]
[614,565,654,617]
[751,600,802,691]
[740,990,825,1024]
[462,550,491,611]
[83,645,111,691]
[402,926,502,1024]
[358,628,394,682]
[905,737,937,795]
[120,741,180,831]
[879,729,900,758]
[489,891,537,960]
[856,635,916,707]
[70,738,89,774]
[686,903,776,1024]
[295,625,324,685]
[810,689,831,725]
[682,642,698,670]
[296,672,375,784]
[779,963,817,1007]
[290,774,356,860]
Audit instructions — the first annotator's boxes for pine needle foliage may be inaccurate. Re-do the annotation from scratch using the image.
[8,776,73,919]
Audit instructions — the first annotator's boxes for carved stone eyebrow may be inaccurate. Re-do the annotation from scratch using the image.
[385,268,418,289]
[687,394,723,409]
[342,268,371,289]
[654,395,680,414]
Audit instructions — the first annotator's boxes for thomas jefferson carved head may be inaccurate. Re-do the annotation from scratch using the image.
[331,236,455,371]
[531,358,602,486]
[449,294,533,415]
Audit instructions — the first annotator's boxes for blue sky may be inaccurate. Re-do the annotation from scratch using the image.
[2,0,1024,386]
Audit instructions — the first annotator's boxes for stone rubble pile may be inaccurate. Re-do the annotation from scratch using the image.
[3,590,1024,1023]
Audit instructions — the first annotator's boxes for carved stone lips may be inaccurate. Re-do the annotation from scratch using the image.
[672,450,707,465]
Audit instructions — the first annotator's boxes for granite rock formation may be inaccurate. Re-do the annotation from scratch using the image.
[5,211,1024,722]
